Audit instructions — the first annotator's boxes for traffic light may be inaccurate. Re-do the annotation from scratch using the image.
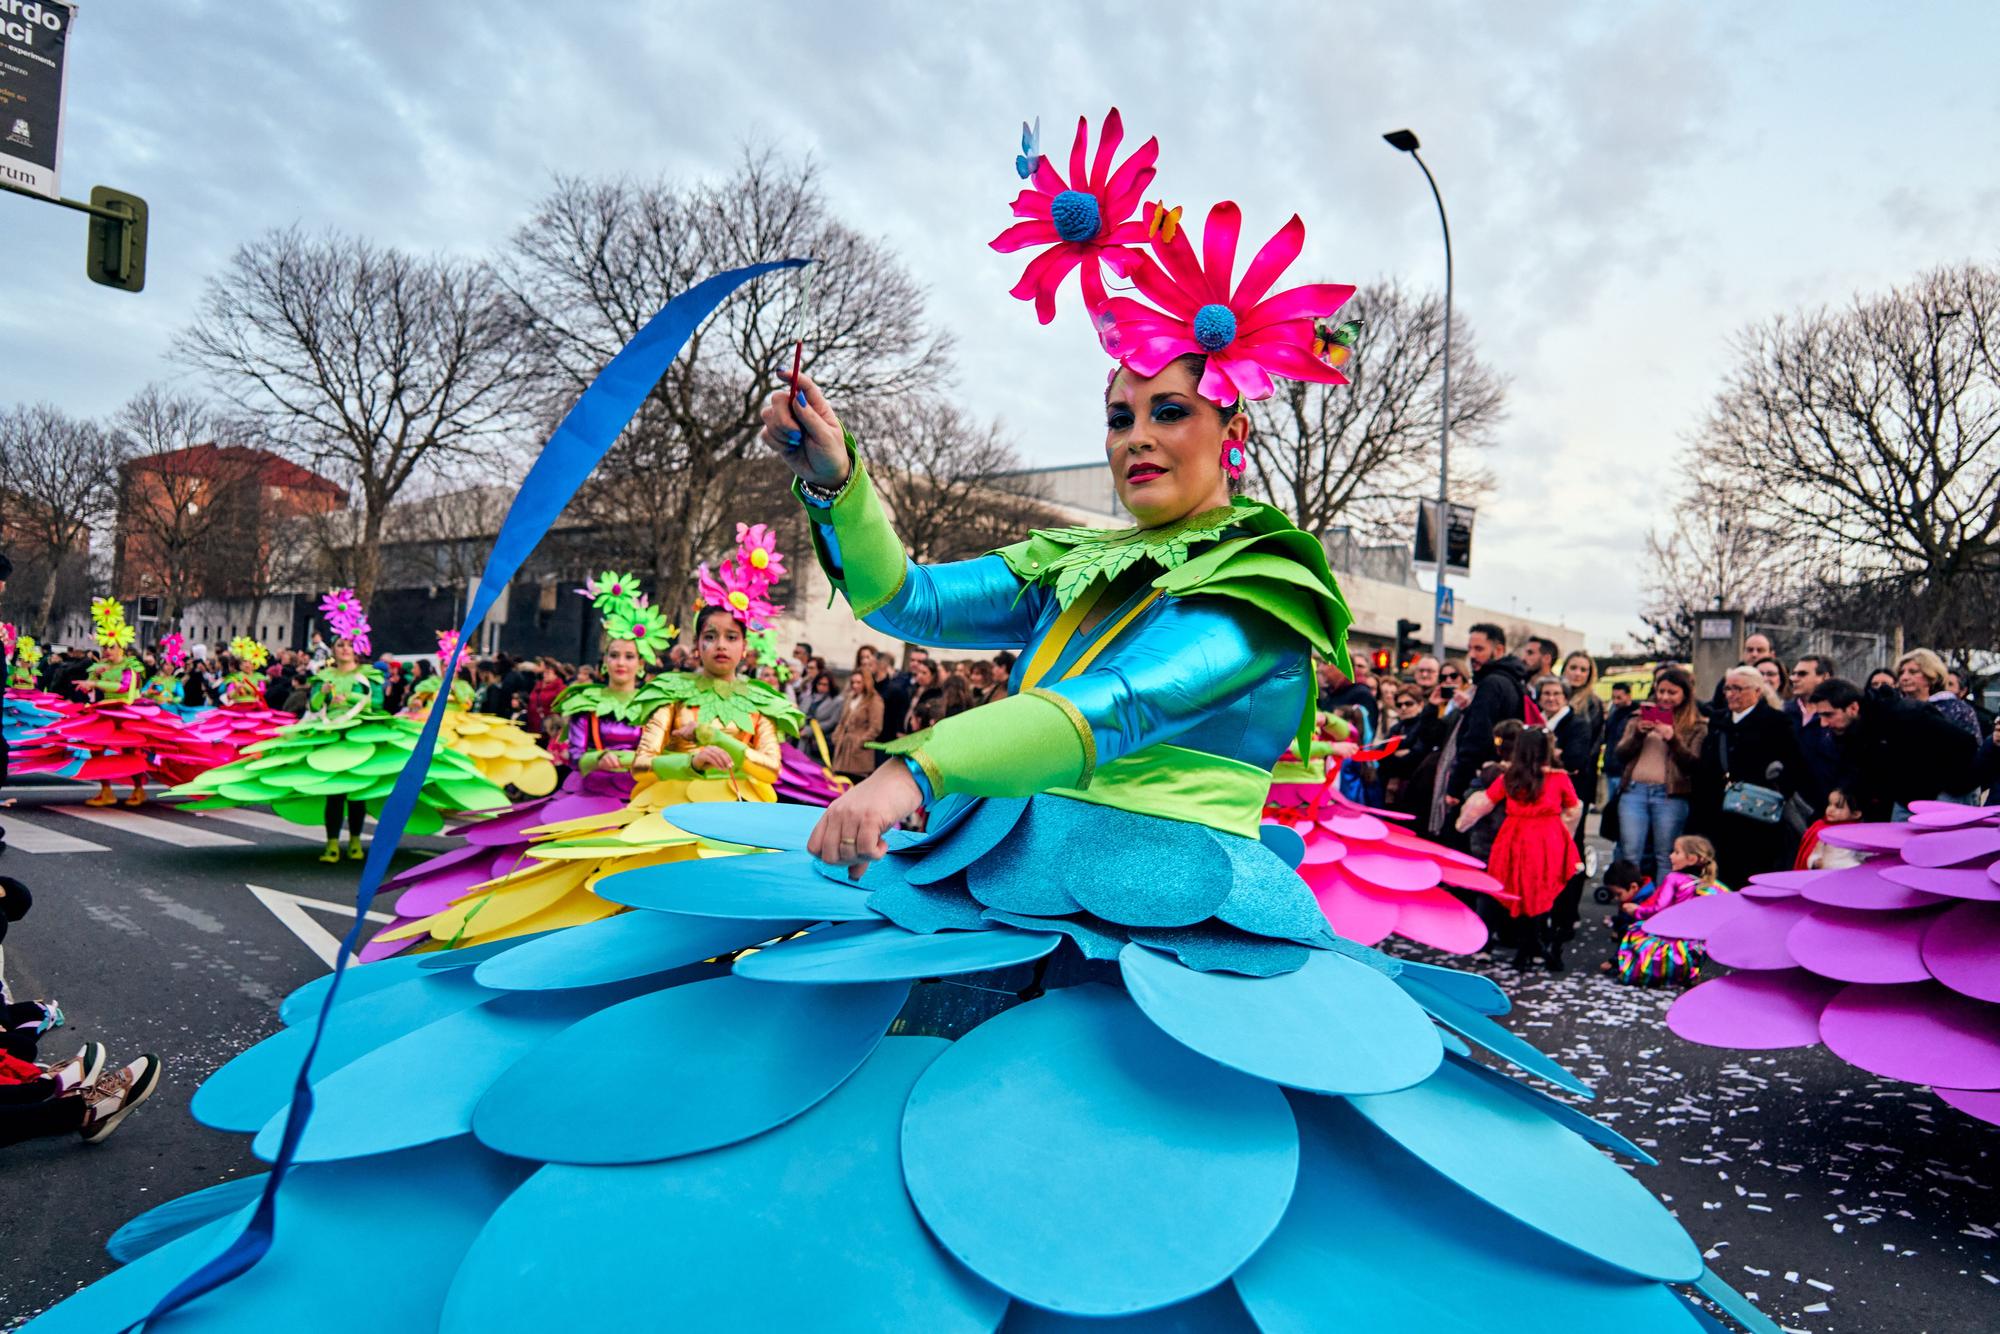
[1394,618,1423,669]
[1371,648,1391,672]
[85,186,147,293]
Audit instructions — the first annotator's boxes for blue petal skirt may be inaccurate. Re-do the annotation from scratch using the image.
[28,796,1776,1333]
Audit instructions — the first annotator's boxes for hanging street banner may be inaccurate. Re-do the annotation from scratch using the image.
[0,0,75,199]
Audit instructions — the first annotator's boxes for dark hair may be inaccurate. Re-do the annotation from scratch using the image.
[1491,717,1525,760]
[813,672,834,693]
[1808,678,1863,710]
[1502,726,1554,804]
[1610,681,1634,695]
[1652,665,1701,738]
[693,604,741,638]
[1468,622,1506,647]
[993,651,1017,670]
[795,642,813,655]
[1108,353,1243,421]
[1796,653,1838,678]
[1530,636,1559,662]
[1603,859,1646,890]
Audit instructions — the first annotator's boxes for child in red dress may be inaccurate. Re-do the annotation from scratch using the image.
[1454,727,1583,970]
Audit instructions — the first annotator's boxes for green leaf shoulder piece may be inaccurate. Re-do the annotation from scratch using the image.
[555,682,655,725]
[638,672,803,740]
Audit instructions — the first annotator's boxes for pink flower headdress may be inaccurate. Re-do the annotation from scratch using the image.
[436,629,461,661]
[320,588,372,657]
[159,632,188,671]
[990,108,1159,323]
[696,522,786,631]
[996,112,1357,408]
[1097,202,1356,406]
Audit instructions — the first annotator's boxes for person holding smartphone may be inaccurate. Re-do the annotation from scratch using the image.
[1612,667,1707,882]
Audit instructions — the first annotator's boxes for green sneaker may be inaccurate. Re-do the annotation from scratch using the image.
[319,840,341,864]
[346,840,366,861]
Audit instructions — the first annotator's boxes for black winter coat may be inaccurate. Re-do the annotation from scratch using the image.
[1446,655,1530,798]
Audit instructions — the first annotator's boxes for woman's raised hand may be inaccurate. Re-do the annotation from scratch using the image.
[760,372,850,491]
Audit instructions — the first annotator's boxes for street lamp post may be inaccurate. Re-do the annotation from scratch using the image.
[1383,129,1452,660]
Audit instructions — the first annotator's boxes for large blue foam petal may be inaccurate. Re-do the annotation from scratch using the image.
[1120,943,1441,1095]
[192,970,494,1133]
[733,920,1062,983]
[1397,959,1509,1015]
[474,973,907,1164]
[1692,1269,1783,1334]
[867,872,991,933]
[979,801,1234,928]
[279,949,458,1025]
[471,910,788,991]
[251,983,652,1163]
[656,800,823,849]
[660,800,918,853]
[1347,1060,1703,1283]
[25,1140,528,1334]
[1443,1053,1656,1165]
[1257,821,1307,869]
[998,1285,1260,1332]
[442,1039,1006,1334]
[1126,925,1309,977]
[1395,973,1589,1096]
[597,850,877,920]
[903,796,1031,885]
[901,985,1298,1316]
[1210,836,1332,940]
[107,1175,269,1264]
[1234,1092,1701,1332]
[983,909,1129,961]
[414,931,557,972]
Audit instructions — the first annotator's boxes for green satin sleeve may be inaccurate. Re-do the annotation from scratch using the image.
[876,690,1090,799]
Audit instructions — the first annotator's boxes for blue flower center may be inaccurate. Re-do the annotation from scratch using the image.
[1049,190,1102,243]
[1193,304,1237,351]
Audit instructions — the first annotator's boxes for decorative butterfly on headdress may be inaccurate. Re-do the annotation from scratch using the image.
[1014,117,1041,180]
[1145,199,1182,245]
[1312,319,1362,370]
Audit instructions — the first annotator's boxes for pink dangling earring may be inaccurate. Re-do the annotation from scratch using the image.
[1219,442,1247,481]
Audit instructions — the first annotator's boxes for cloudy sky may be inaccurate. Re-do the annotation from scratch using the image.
[5,1,1996,648]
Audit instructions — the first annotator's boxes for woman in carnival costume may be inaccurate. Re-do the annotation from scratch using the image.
[363,577,675,959]
[15,601,213,806]
[183,637,298,759]
[400,630,559,798]
[171,591,507,864]
[34,112,1774,1334]
[0,628,71,758]
[363,539,806,957]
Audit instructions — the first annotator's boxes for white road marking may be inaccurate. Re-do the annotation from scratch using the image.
[57,805,251,847]
[192,808,331,843]
[247,884,393,968]
[0,813,110,854]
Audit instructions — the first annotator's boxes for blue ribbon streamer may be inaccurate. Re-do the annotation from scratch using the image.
[133,257,808,1328]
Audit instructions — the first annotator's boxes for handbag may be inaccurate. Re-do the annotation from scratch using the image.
[1719,732,1785,825]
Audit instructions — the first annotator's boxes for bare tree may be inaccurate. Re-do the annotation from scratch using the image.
[0,403,125,635]
[506,151,952,612]
[1636,455,1801,657]
[1696,261,2000,651]
[110,385,270,626]
[853,397,1061,562]
[1244,279,1505,540]
[174,227,535,605]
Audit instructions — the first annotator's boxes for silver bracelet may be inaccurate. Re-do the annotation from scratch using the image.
[798,472,854,507]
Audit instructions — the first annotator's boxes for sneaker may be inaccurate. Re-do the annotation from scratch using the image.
[345,840,365,861]
[48,1040,107,1093]
[79,1054,162,1144]
[319,840,341,864]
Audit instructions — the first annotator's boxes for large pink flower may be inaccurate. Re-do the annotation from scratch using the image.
[697,562,776,631]
[733,523,787,587]
[1099,202,1356,405]
[990,108,1158,324]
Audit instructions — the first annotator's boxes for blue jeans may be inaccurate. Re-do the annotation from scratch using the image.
[1617,781,1688,884]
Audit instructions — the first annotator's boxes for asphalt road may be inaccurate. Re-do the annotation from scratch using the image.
[0,790,1993,1331]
